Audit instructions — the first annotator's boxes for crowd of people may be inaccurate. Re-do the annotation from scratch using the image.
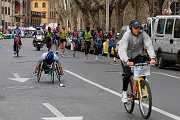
[7,20,156,104]
[43,25,120,63]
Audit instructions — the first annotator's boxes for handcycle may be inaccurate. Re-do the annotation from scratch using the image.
[14,37,21,57]
[36,60,62,84]
[124,63,152,119]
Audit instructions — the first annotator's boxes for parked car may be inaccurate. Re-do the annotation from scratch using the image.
[147,15,180,69]
[3,33,14,39]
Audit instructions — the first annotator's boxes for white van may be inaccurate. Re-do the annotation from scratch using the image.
[148,15,180,69]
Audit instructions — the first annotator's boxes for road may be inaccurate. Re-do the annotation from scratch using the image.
[0,38,180,120]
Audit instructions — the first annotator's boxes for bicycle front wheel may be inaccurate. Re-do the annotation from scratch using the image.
[139,79,152,119]
[124,79,135,113]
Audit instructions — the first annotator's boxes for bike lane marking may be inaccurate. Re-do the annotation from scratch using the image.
[152,72,180,79]
[64,70,180,120]
[42,103,83,120]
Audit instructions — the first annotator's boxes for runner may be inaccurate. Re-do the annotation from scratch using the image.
[71,27,79,57]
[59,26,67,57]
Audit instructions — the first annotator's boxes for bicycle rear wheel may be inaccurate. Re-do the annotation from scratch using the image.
[139,79,152,119]
[16,43,19,57]
[124,79,135,113]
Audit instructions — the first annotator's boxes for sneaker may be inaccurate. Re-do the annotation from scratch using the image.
[14,51,16,55]
[113,57,116,62]
[84,57,87,61]
[121,91,128,103]
[56,51,58,54]
[95,56,98,61]
[33,72,37,76]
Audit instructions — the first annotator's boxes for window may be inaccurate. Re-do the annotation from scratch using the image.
[157,19,165,34]
[5,7,7,15]
[42,12,46,18]
[165,19,174,34]
[34,2,38,8]
[42,3,46,8]
[174,19,180,38]
[8,7,10,15]
[2,7,4,14]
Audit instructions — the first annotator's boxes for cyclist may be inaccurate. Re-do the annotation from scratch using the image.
[13,23,22,54]
[59,26,67,57]
[71,27,79,57]
[44,27,53,51]
[118,20,156,103]
[107,28,117,62]
[55,27,60,54]
[83,26,92,61]
[34,51,63,75]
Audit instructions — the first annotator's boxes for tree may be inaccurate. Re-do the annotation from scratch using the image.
[146,0,165,16]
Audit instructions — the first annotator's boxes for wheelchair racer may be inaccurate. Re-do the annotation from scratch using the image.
[34,51,63,75]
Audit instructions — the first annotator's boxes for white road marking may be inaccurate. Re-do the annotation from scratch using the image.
[64,70,180,120]
[152,72,180,79]
[42,103,83,120]
[43,103,64,117]
[8,73,30,82]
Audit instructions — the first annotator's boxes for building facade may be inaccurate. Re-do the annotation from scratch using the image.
[31,0,58,28]
[0,0,31,31]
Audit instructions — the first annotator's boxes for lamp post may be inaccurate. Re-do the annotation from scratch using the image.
[106,0,109,32]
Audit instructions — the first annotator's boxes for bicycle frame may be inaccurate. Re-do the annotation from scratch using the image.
[14,37,20,57]
[124,63,152,119]
[130,76,149,100]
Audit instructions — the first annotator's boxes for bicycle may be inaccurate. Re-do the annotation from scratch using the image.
[37,61,62,84]
[124,63,152,119]
[14,37,20,57]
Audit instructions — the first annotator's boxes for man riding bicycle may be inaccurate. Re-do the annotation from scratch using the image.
[34,51,63,75]
[13,23,22,54]
[118,20,156,103]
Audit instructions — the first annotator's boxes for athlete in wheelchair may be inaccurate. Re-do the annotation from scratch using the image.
[34,51,63,83]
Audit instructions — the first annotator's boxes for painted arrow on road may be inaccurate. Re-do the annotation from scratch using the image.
[8,73,30,82]
[42,103,83,120]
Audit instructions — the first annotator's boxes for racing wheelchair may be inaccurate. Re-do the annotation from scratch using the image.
[36,60,62,84]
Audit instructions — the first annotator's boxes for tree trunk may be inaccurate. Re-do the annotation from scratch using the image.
[147,0,165,17]
[115,8,124,33]
[82,9,90,27]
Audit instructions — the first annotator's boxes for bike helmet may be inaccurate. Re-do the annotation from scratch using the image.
[46,51,54,62]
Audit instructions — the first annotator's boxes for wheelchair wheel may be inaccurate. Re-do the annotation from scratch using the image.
[55,64,61,81]
[50,63,55,84]
[37,68,42,82]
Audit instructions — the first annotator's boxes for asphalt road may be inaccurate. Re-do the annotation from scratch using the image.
[0,38,180,120]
